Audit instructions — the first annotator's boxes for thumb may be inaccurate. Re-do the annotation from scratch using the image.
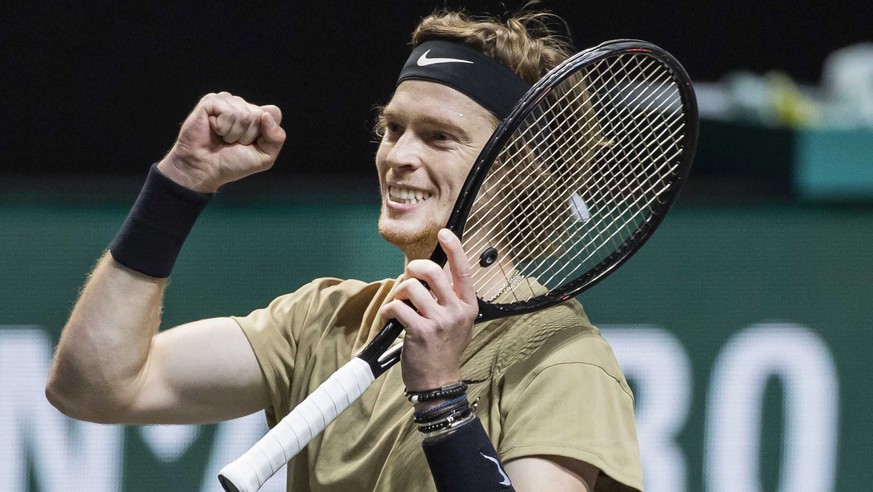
[256,111,286,157]
[260,104,282,125]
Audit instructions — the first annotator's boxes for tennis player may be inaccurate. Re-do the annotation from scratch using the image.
[46,8,642,492]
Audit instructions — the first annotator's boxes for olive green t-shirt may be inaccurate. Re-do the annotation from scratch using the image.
[234,277,643,491]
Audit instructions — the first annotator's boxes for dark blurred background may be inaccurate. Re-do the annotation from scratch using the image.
[2,0,871,191]
[3,3,873,492]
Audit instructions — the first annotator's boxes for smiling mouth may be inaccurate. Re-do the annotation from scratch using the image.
[388,186,433,205]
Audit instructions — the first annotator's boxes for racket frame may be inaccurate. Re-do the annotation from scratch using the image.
[446,39,699,322]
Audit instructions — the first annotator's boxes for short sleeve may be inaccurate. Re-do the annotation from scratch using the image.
[232,278,342,425]
[231,277,390,426]
[497,330,643,491]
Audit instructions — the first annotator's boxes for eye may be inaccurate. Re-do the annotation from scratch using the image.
[429,129,459,147]
[381,121,403,141]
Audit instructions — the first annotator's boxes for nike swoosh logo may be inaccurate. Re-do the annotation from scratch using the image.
[416,49,474,67]
[480,452,512,487]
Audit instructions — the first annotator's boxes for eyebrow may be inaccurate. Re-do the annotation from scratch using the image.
[381,107,472,143]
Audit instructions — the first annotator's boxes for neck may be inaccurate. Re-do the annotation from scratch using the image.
[396,239,438,265]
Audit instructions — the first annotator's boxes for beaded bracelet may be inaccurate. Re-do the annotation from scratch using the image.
[418,406,474,434]
[422,412,477,439]
[418,408,476,437]
[405,381,468,404]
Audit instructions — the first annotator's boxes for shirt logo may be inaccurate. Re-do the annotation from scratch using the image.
[480,452,512,487]
[416,49,474,67]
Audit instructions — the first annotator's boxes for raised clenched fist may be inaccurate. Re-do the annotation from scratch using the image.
[157,92,286,193]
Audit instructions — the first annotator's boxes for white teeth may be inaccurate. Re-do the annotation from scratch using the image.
[388,186,432,204]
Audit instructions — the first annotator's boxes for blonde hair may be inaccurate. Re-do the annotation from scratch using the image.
[411,9,574,85]
[374,8,575,138]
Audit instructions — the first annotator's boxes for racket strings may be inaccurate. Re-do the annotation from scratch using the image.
[518,56,680,260]
[569,56,684,251]
[469,54,670,253]
[578,81,684,257]
[463,52,688,304]
[483,74,677,279]
[467,55,665,299]
[463,70,605,267]
[520,66,683,289]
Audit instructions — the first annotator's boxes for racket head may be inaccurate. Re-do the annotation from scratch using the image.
[437,39,698,321]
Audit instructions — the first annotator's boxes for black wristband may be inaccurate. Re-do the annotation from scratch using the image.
[109,164,212,278]
[422,417,516,491]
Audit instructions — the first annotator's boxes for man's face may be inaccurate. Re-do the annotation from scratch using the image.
[376,80,498,260]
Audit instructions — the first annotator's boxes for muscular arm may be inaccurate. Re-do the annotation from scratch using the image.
[46,254,267,424]
[46,92,285,424]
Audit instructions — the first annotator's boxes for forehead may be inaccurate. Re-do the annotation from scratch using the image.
[385,80,496,128]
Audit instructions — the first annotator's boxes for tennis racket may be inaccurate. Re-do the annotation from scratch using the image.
[219,39,697,491]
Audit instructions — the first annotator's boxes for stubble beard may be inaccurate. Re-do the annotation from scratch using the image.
[378,213,442,261]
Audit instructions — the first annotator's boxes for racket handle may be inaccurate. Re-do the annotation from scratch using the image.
[218,357,376,492]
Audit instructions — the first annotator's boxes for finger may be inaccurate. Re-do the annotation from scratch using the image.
[393,278,439,317]
[438,229,476,303]
[199,91,229,117]
[379,299,421,329]
[203,93,260,143]
[223,112,260,144]
[222,105,261,143]
[404,259,452,305]
[202,92,233,135]
[225,96,266,144]
[208,115,220,135]
[237,115,262,145]
[210,110,234,138]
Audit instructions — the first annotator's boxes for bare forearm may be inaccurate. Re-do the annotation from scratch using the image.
[46,252,166,421]
[47,93,284,424]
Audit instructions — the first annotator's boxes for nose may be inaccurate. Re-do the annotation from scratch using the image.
[384,130,424,170]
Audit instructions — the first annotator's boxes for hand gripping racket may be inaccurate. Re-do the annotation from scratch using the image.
[219,39,698,491]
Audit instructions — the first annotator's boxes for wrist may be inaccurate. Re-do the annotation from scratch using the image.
[157,155,218,193]
[109,164,212,278]
[410,383,478,437]
[422,417,515,491]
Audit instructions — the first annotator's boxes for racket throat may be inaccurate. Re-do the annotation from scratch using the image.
[358,319,405,377]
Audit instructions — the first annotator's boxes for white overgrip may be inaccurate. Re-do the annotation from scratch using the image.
[218,357,376,492]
